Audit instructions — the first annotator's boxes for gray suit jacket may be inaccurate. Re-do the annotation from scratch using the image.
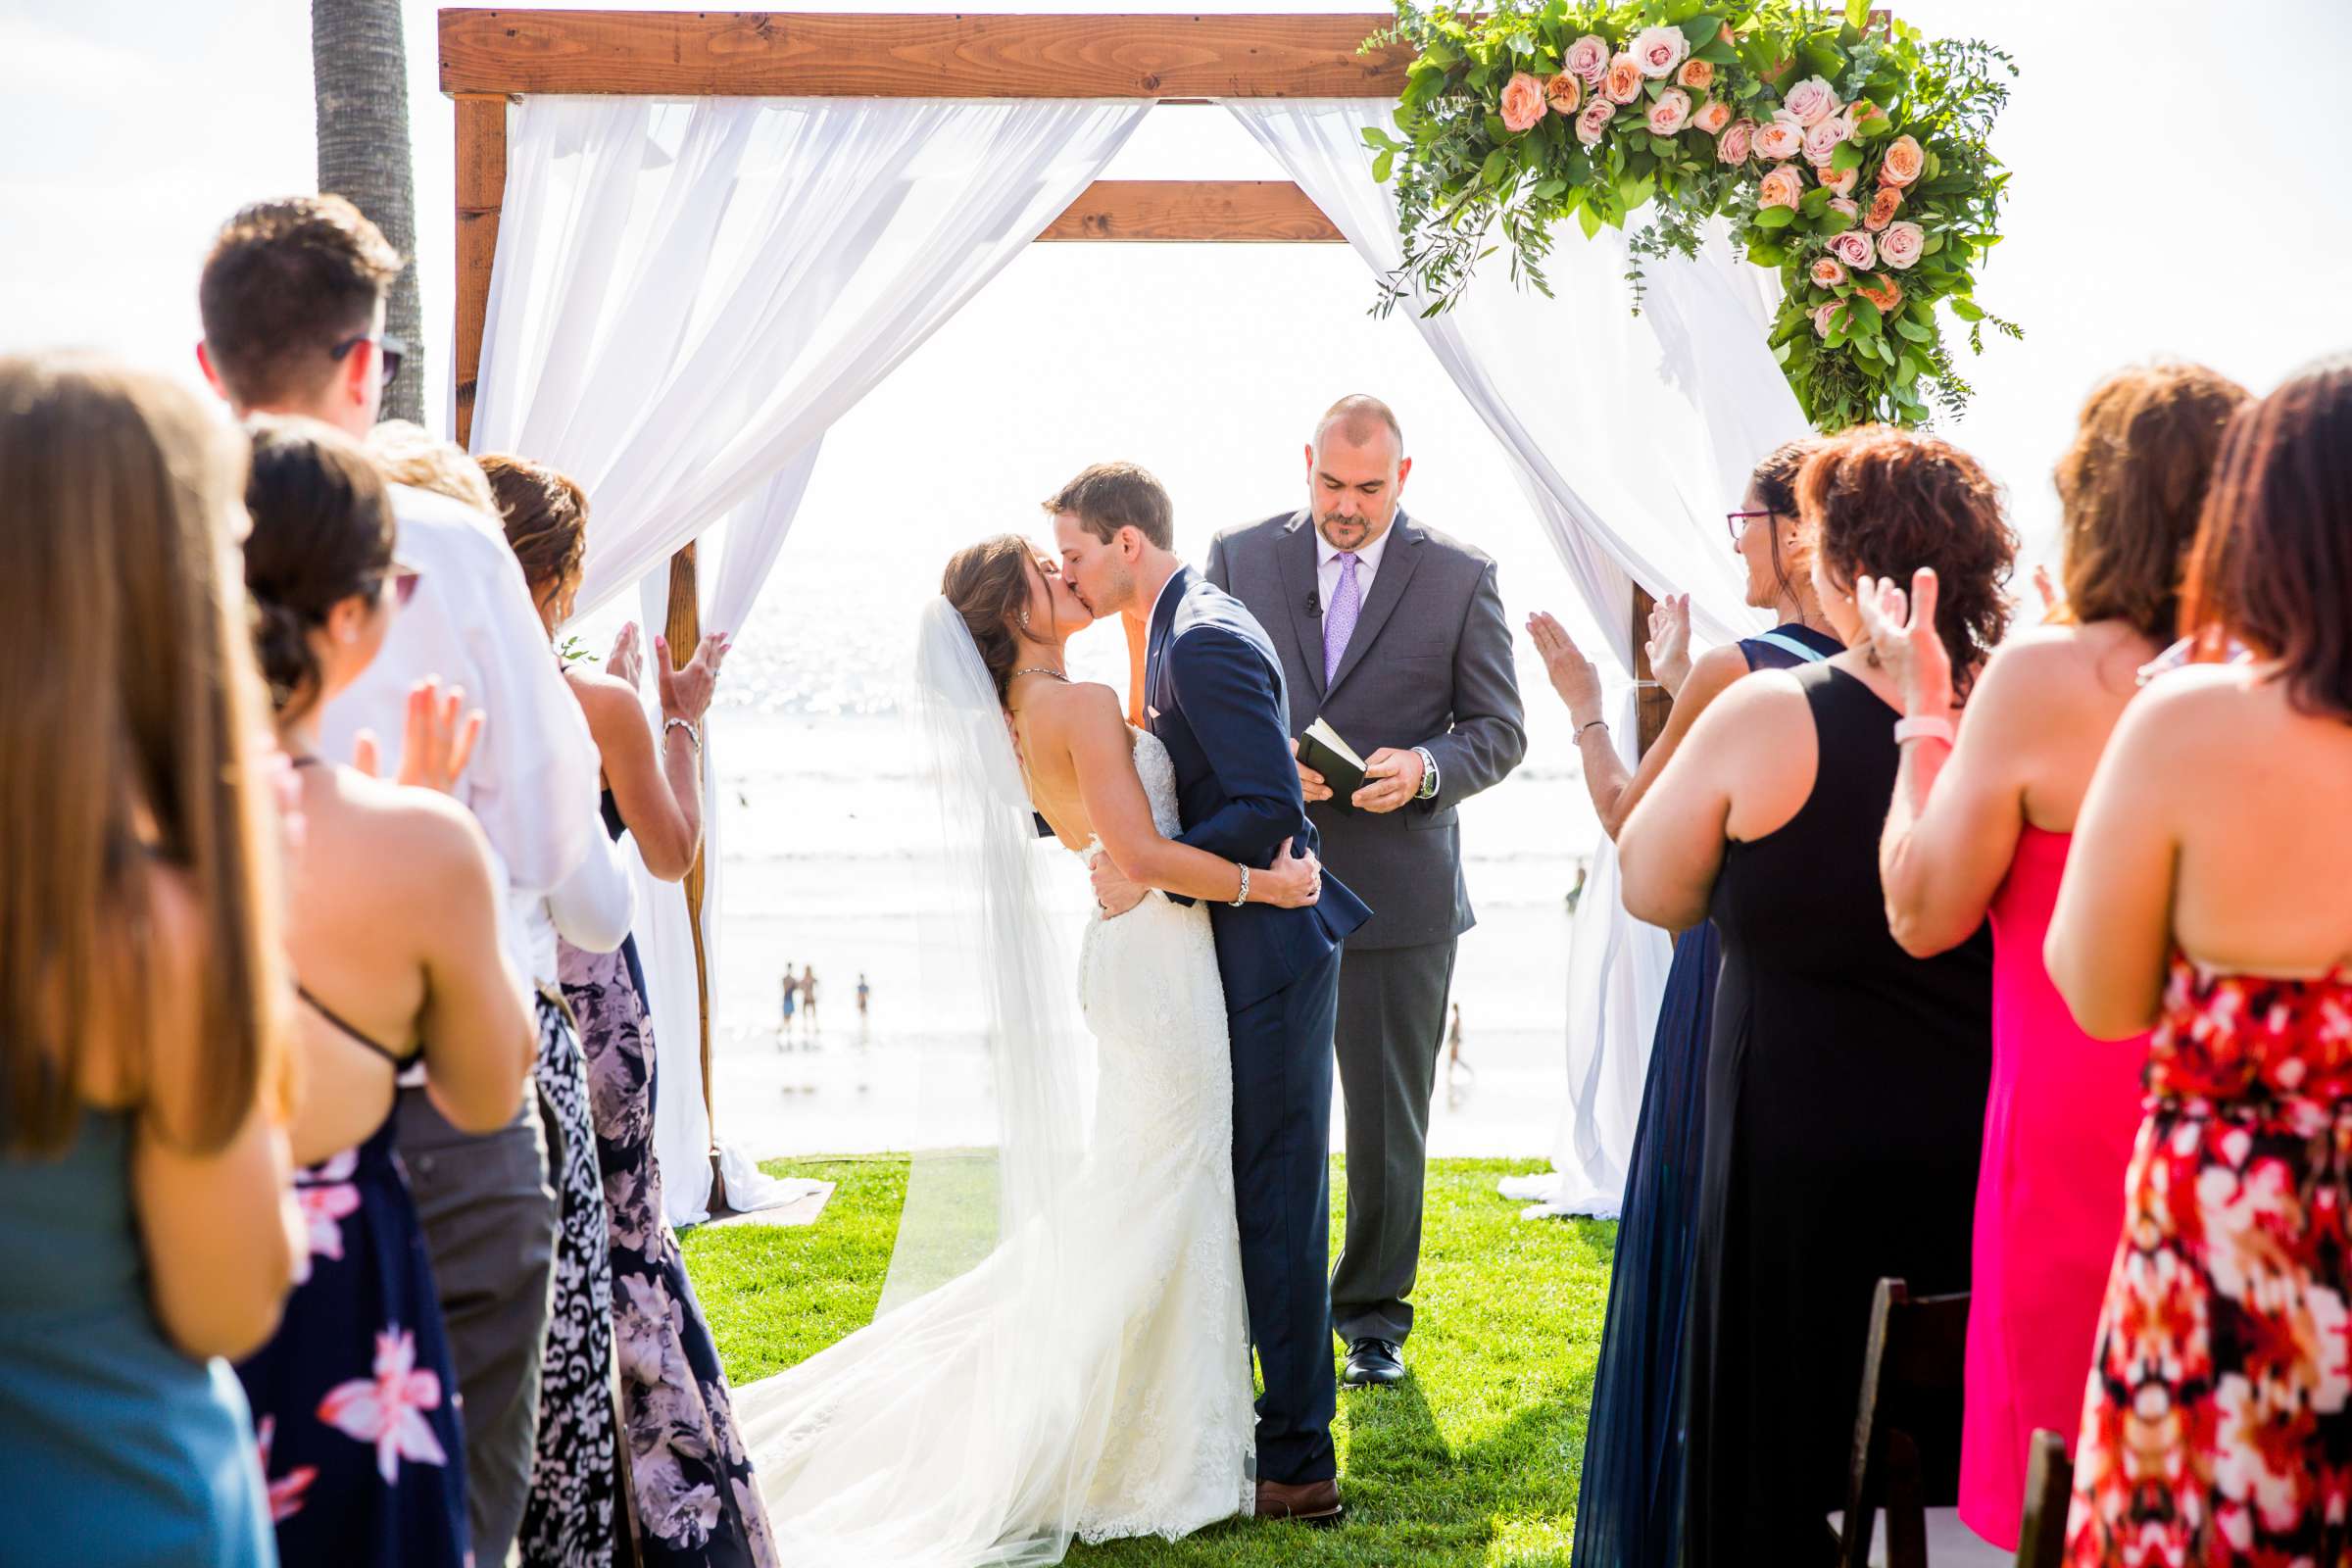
[1205,508,1526,951]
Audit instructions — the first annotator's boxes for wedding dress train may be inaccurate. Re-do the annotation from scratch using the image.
[732,726,1255,1566]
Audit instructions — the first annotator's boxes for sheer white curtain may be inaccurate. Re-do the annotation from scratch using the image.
[473,95,1149,1221]
[1229,99,1809,1217]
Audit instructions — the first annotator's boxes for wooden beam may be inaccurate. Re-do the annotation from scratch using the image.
[440,10,1410,98]
[1040,179,1343,244]
[451,92,507,451]
[1632,585,1672,757]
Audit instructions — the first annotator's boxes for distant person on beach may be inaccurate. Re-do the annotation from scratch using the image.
[781,967,799,1041]
[1563,864,1589,914]
[801,966,820,1034]
[1445,1003,1467,1079]
[857,975,871,1022]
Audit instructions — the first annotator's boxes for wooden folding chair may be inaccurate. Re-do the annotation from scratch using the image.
[2010,1430,2073,1568]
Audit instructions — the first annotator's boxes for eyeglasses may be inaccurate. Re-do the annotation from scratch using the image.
[376,563,422,609]
[329,331,407,391]
[1726,509,1774,544]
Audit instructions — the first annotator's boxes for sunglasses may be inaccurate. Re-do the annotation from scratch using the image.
[1726,509,1774,544]
[329,331,408,391]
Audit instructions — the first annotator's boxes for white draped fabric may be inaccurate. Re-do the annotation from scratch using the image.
[1228,99,1809,1217]
[472,96,1149,1221]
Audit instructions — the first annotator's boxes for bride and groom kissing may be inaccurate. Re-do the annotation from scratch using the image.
[734,409,1528,1564]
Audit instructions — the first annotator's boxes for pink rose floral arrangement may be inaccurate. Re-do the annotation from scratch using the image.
[1368,0,2020,426]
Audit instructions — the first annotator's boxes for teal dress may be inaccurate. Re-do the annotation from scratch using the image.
[0,1105,276,1567]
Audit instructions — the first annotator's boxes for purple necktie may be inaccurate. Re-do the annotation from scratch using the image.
[1323,551,1361,686]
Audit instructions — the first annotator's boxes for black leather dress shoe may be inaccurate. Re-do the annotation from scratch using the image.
[1341,1338,1405,1387]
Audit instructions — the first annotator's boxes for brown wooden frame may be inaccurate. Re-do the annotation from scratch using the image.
[438,9,1673,1169]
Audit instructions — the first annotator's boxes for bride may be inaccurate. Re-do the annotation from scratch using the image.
[732,534,1323,1565]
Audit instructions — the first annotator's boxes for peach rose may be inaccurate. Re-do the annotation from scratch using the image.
[1811,257,1849,289]
[1678,59,1716,91]
[1647,88,1693,136]
[1545,72,1582,117]
[1575,98,1617,147]
[1830,195,1861,220]
[1854,274,1904,313]
[1718,118,1757,164]
[1877,220,1926,270]
[1693,99,1734,135]
[1753,111,1804,162]
[1826,228,1878,270]
[1843,100,1883,137]
[1813,300,1847,338]
[1564,33,1610,85]
[1878,134,1925,187]
[1602,53,1644,104]
[1818,163,1858,197]
[1500,71,1545,134]
[1631,24,1689,78]
[1783,74,1841,128]
[1758,164,1805,211]
[1803,116,1850,168]
[1862,186,1903,232]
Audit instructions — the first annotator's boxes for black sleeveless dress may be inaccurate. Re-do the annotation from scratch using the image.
[1682,662,1991,1561]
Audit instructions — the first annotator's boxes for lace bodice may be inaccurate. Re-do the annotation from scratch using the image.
[1079,727,1182,865]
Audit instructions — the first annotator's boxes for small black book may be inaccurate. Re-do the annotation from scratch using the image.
[1296,716,1369,813]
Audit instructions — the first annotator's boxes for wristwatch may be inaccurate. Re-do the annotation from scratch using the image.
[1413,746,1440,802]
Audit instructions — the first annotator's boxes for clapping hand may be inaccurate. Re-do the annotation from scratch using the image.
[1854,568,1954,717]
[2032,564,2065,621]
[350,678,485,795]
[657,631,731,724]
[1643,593,1693,699]
[1526,611,1605,729]
[606,621,645,689]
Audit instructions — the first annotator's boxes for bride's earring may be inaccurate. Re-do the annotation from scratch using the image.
[1018,610,1032,630]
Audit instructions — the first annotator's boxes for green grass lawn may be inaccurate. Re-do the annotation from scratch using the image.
[682,1155,1616,1568]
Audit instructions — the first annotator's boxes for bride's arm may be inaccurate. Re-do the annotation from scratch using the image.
[1046,685,1317,907]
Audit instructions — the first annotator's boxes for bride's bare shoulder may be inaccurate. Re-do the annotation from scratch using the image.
[1022,679,1129,739]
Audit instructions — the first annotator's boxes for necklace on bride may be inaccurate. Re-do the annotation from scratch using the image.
[1010,665,1068,682]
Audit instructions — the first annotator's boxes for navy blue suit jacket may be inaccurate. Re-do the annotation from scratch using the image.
[1145,566,1371,1009]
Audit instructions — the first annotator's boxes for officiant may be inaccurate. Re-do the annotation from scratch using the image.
[1206,396,1525,1389]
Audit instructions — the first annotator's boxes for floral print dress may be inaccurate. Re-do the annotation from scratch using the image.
[237,1004,470,1568]
[560,800,779,1567]
[2068,958,2352,1564]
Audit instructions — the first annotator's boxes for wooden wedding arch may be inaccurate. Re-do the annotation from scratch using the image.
[436,9,1671,1172]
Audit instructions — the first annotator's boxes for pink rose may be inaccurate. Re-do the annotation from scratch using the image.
[1863,186,1903,232]
[1544,72,1582,117]
[1830,195,1861,220]
[1602,53,1644,105]
[1646,88,1693,136]
[1782,74,1841,128]
[1818,163,1858,197]
[1827,228,1878,270]
[1757,165,1805,211]
[1717,118,1757,164]
[1878,134,1925,187]
[1803,116,1850,168]
[1677,59,1716,91]
[1877,220,1926,270]
[1575,98,1616,147]
[1813,300,1847,338]
[1500,72,1545,134]
[1564,34,1610,85]
[1753,111,1804,162]
[1693,99,1733,135]
[1811,257,1849,289]
[1631,24,1689,79]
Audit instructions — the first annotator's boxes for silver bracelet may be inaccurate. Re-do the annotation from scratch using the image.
[664,716,702,754]
[1575,718,1609,740]
[1229,864,1250,907]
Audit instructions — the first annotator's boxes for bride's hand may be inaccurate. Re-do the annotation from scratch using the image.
[1253,839,1323,908]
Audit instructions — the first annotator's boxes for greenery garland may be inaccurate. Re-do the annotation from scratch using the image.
[1364,0,2019,429]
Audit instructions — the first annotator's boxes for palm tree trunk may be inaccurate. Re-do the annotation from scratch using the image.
[312,0,424,426]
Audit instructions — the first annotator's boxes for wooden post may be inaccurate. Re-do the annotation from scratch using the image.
[1631,585,1672,757]
[451,92,507,451]
[662,543,720,1192]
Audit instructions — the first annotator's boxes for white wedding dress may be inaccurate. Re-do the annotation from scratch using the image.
[733,725,1256,1566]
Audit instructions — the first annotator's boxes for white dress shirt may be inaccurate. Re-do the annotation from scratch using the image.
[319,482,601,987]
[1314,519,1395,611]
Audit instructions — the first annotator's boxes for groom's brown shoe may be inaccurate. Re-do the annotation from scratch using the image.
[1254,1478,1344,1527]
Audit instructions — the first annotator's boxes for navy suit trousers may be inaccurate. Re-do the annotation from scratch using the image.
[1228,942,1343,1485]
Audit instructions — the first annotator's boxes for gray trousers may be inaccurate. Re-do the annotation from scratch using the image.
[1328,937,1458,1348]
[396,1085,561,1568]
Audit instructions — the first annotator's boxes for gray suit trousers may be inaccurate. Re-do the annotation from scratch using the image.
[395,1085,561,1568]
[1328,936,1458,1347]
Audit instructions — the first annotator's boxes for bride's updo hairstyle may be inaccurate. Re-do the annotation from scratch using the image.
[942,533,1041,703]
[1798,423,2018,699]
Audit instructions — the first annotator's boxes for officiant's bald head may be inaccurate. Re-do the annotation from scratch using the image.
[1307,395,1411,552]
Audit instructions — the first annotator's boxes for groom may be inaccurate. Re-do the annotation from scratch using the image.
[1050,462,1371,1524]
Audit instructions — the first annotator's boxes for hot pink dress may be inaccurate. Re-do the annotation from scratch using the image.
[1959,825,2148,1547]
